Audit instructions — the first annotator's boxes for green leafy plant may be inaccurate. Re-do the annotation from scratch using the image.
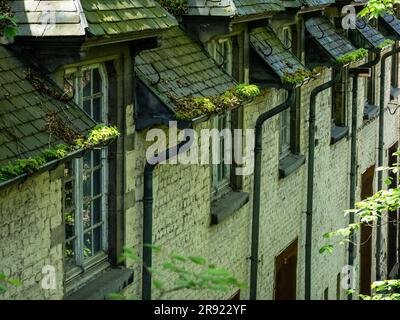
[336,48,368,64]
[377,39,395,49]
[320,151,400,300]
[360,0,400,18]
[110,246,246,300]
[0,273,22,293]
[174,84,261,120]
[0,0,18,39]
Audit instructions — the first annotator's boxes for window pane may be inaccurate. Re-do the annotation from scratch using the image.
[93,198,102,225]
[83,70,92,97]
[93,98,102,122]
[83,99,91,116]
[93,227,102,255]
[83,152,92,171]
[93,169,102,196]
[64,180,74,209]
[64,161,74,178]
[83,201,92,230]
[93,68,102,94]
[65,211,75,239]
[65,240,76,270]
[83,231,93,258]
[93,149,101,167]
[83,171,91,197]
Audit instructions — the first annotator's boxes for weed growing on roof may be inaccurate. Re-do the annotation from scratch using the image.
[377,39,395,49]
[336,48,368,64]
[0,125,119,182]
[174,84,261,120]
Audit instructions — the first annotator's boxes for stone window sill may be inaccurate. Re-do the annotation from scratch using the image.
[279,153,305,179]
[364,103,379,121]
[211,191,249,225]
[65,267,133,300]
[331,125,349,145]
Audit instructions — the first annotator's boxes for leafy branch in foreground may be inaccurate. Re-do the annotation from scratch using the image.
[0,273,22,294]
[110,245,246,300]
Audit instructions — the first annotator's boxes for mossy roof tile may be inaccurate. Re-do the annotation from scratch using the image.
[11,0,177,38]
[135,27,237,113]
[305,16,356,60]
[0,45,96,165]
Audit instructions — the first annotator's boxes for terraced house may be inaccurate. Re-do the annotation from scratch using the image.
[0,0,400,300]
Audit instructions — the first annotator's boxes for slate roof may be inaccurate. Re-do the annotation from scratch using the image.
[250,27,309,81]
[10,0,177,38]
[135,27,237,113]
[188,0,283,17]
[382,13,400,38]
[0,45,96,166]
[354,18,386,49]
[300,0,334,6]
[305,16,356,60]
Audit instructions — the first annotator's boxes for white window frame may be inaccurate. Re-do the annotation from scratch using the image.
[211,111,232,198]
[63,64,109,281]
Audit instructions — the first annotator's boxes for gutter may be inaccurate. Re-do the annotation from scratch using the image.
[304,63,342,300]
[348,51,381,299]
[376,45,400,280]
[142,133,193,300]
[249,85,296,300]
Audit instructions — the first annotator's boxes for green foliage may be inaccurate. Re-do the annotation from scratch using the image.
[234,84,261,98]
[175,84,261,120]
[377,39,395,49]
[157,0,188,17]
[360,0,400,19]
[282,69,316,86]
[113,246,246,300]
[336,48,368,64]
[0,0,18,39]
[320,151,400,300]
[0,273,22,293]
[0,125,119,183]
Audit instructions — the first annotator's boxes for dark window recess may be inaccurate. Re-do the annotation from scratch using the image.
[65,268,134,300]
[135,77,178,131]
[336,273,341,300]
[210,191,249,225]
[279,153,305,179]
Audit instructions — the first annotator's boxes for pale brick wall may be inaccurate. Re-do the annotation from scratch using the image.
[0,172,64,300]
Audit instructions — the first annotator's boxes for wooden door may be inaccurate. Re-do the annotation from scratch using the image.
[274,239,298,300]
[359,166,375,295]
[388,143,398,277]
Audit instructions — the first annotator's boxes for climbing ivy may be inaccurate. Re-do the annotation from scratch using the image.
[0,125,119,183]
[174,84,261,120]
[0,273,22,293]
[336,48,368,64]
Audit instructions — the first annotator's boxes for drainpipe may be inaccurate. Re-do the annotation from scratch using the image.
[348,52,381,298]
[249,85,295,300]
[142,132,193,300]
[376,46,400,280]
[305,64,342,300]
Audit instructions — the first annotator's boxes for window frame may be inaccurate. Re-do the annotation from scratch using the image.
[63,64,110,282]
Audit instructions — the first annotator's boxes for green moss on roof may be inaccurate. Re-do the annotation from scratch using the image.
[174,84,261,120]
[336,48,368,64]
